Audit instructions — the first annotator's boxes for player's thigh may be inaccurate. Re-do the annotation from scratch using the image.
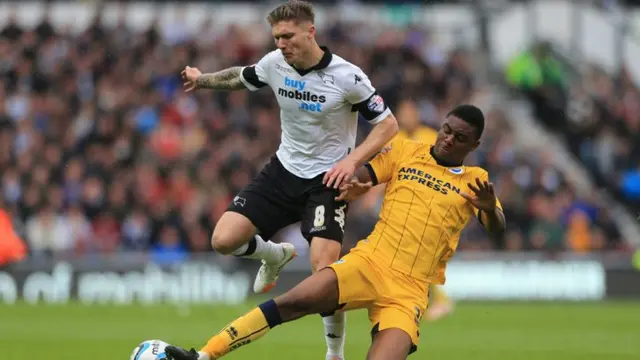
[301,187,348,270]
[274,267,341,322]
[217,161,299,250]
[366,328,413,360]
[326,252,378,311]
[368,305,421,356]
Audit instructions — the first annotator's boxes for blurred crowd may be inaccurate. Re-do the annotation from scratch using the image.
[0,10,627,263]
[567,65,640,214]
[507,42,639,242]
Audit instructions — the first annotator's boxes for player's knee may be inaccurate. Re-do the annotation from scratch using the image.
[210,230,238,255]
[211,212,257,254]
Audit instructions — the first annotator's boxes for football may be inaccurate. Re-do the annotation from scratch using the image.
[130,340,170,360]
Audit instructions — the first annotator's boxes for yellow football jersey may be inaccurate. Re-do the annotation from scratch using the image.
[354,137,502,284]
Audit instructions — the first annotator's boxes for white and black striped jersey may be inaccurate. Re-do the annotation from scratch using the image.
[239,46,392,179]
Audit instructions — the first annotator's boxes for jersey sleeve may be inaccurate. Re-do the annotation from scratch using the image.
[240,50,278,91]
[343,67,392,125]
[365,137,405,185]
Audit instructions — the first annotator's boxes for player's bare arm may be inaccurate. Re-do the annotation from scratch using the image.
[480,206,506,236]
[324,114,398,189]
[461,177,506,235]
[334,166,377,202]
[181,66,246,92]
[346,114,398,169]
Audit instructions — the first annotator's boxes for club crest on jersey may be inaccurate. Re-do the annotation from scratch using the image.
[233,196,246,207]
[368,95,385,113]
[316,71,335,84]
[380,144,392,154]
[448,167,465,175]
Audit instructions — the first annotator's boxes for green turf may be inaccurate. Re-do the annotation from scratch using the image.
[1,300,638,359]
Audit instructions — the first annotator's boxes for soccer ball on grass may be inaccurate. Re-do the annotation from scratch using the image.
[130,340,170,360]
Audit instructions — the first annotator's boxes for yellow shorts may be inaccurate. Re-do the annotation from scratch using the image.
[328,251,429,353]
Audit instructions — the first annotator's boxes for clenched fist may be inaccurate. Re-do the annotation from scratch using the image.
[181,66,202,92]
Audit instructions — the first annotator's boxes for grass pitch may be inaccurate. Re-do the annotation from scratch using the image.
[1,300,638,360]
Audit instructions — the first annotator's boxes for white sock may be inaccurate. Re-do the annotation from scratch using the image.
[323,312,346,358]
[197,351,210,360]
[231,235,284,264]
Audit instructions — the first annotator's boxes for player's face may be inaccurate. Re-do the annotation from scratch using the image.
[272,20,315,67]
[433,115,480,163]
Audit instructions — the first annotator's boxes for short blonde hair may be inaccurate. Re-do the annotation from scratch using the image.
[267,1,315,25]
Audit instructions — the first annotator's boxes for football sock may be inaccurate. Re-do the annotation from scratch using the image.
[200,299,282,359]
[231,235,284,264]
[322,312,346,357]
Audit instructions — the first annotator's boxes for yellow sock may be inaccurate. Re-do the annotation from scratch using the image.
[431,285,450,304]
[201,300,282,358]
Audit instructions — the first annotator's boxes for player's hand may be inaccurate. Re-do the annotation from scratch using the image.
[335,179,373,202]
[181,66,202,92]
[460,177,497,212]
[324,158,357,189]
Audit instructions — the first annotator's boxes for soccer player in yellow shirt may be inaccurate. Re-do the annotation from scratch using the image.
[165,104,506,360]
[387,98,454,321]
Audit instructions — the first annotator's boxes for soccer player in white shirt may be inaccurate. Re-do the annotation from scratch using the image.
[176,2,398,359]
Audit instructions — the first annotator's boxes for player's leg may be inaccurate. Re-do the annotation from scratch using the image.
[212,211,295,265]
[213,157,299,273]
[366,328,414,360]
[364,263,427,360]
[245,156,314,294]
[310,237,345,360]
[365,306,421,360]
[425,284,454,321]
[164,267,341,360]
[301,189,349,360]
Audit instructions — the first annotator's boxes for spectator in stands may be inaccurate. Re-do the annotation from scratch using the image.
[150,224,189,265]
[395,98,438,143]
[506,42,567,131]
[511,40,640,219]
[0,198,26,266]
[621,166,640,201]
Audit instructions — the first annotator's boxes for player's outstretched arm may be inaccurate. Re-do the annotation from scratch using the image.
[334,164,383,202]
[195,68,246,91]
[335,136,401,202]
[181,66,247,92]
[461,177,506,236]
[324,114,398,189]
[347,114,399,169]
[324,68,399,189]
[478,206,506,236]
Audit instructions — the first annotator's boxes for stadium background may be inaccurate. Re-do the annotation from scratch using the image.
[0,1,638,359]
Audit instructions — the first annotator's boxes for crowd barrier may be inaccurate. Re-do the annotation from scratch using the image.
[1,252,637,305]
